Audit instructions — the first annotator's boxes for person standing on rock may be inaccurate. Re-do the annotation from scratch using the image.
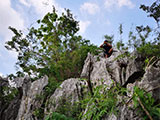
[100,40,113,58]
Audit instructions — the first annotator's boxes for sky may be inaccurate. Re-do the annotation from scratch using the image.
[0,0,157,76]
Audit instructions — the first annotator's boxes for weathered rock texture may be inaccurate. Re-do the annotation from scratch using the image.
[45,78,87,117]
[46,51,158,120]
[0,76,24,120]
[81,51,144,87]
[0,50,160,120]
[16,76,48,120]
[138,63,160,101]
[0,76,48,120]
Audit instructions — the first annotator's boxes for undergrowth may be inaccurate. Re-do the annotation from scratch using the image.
[79,81,126,120]
[45,112,74,120]
[133,87,160,120]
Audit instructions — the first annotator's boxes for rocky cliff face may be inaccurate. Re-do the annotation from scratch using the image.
[46,51,159,120]
[16,76,48,120]
[45,78,87,117]
[0,76,48,120]
[0,51,160,120]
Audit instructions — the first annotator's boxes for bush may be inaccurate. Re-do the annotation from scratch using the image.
[133,87,160,120]
[45,112,75,120]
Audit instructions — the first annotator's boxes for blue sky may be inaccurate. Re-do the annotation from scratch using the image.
[0,0,157,76]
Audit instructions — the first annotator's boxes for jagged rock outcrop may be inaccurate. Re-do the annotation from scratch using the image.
[107,61,160,120]
[81,51,144,87]
[124,51,145,87]
[0,76,48,120]
[106,105,142,120]
[79,52,145,120]
[81,51,123,86]
[48,51,159,120]
[1,50,160,120]
[0,76,8,87]
[0,77,23,120]
[138,62,160,101]
[45,78,87,117]
[16,76,48,120]
[1,92,22,120]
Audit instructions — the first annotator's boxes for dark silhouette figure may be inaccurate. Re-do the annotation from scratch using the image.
[100,40,113,58]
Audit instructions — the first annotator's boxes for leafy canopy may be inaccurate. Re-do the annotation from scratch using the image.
[5,7,98,81]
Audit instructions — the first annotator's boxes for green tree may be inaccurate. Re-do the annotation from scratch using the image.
[5,8,99,118]
[134,0,160,57]
[140,0,160,27]
[5,7,98,87]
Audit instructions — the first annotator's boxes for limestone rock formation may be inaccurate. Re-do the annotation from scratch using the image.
[16,76,48,120]
[45,78,87,117]
[0,76,23,120]
[0,50,160,120]
[43,51,160,120]
[138,63,160,101]
[0,76,48,120]
[81,51,144,87]
[79,51,145,120]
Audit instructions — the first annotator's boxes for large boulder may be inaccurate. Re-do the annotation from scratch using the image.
[45,78,87,117]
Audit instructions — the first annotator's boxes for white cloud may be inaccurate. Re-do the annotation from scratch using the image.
[104,0,116,9]
[118,0,135,8]
[19,0,30,7]
[104,0,135,10]
[0,0,24,73]
[79,21,91,34]
[0,0,25,39]
[80,2,100,15]
[19,0,63,16]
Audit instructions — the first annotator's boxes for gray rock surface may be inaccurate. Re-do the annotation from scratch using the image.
[1,94,22,120]
[79,51,159,120]
[46,51,147,120]
[0,77,22,120]
[0,76,48,120]
[16,76,48,120]
[45,78,87,116]
[13,77,26,88]
[106,105,142,120]
[138,63,160,101]
[124,52,144,87]
[1,51,160,120]
[0,76,8,87]
[81,51,129,86]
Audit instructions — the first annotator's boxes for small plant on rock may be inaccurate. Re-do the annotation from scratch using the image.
[133,86,160,120]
